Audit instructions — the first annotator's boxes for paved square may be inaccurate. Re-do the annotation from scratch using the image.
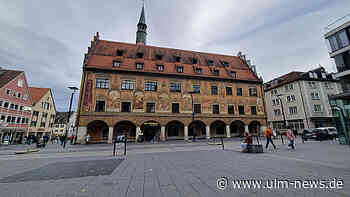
[0,140,349,197]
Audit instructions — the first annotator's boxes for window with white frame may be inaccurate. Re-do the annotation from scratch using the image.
[289,106,298,114]
[274,109,281,116]
[291,95,296,102]
[96,79,109,89]
[121,80,135,90]
[18,80,23,87]
[314,104,322,112]
[311,92,320,100]
[144,81,158,91]
[170,82,181,92]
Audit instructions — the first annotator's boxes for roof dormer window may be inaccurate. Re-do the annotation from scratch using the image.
[116,50,124,56]
[213,69,219,76]
[207,60,214,66]
[222,61,229,67]
[192,58,198,64]
[136,52,144,58]
[230,71,236,78]
[195,67,202,74]
[113,60,121,67]
[175,56,181,62]
[155,54,163,61]
[157,65,164,71]
[136,63,144,69]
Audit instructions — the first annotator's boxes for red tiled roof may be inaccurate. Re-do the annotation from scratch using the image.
[85,40,261,82]
[264,71,303,91]
[28,87,50,105]
[0,69,23,88]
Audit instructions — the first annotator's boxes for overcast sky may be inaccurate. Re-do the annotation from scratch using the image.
[0,0,349,111]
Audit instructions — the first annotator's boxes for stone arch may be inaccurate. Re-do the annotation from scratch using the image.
[165,120,184,140]
[210,120,226,137]
[140,120,161,142]
[189,120,207,139]
[113,120,137,141]
[248,120,261,134]
[87,120,109,143]
[230,120,245,137]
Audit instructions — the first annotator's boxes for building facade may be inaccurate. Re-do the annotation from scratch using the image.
[75,6,267,144]
[264,67,341,132]
[27,87,56,137]
[0,68,32,144]
[53,112,69,136]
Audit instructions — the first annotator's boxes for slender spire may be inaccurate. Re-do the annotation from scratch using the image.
[136,2,147,45]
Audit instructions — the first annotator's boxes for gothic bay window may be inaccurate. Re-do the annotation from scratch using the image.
[228,105,234,114]
[144,81,158,91]
[226,87,232,95]
[176,66,183,73]
[193,84,200,93]
[121,102,131,112]
[121,80,135,90]
[237,88,243,96]
[249,88,257,96]
[213,104,219,114]
[136,63,144,69]
[250,106,257,115]
[146,103,155,113]
[194,104,201,114]
[211,86,218,95]
[95,100,105,112]
[96,79,109,89]
[172,103,179,113]
[157,65,164,71]
[170,82,181,92]
[113,60,121,67]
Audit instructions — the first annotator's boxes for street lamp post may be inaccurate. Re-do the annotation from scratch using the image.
[63,87,79,148]
[277,94,287,129]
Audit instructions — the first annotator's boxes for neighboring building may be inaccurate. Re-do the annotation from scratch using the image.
[0,68,32,144]
[27,87,56,137]
[264,67,341,132]
[324,17,350,93]
[53,112,69,136]
[324,16,350,142]
[75,5,267,144]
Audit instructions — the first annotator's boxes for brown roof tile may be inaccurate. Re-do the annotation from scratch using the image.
[29,87,50,105]
[85,40,261,82]
[0,69,23,88]
[264,72,303,91]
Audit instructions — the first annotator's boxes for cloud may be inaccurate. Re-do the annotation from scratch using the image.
[0,0,348,111]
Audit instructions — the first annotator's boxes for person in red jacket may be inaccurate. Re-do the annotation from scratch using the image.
[265,127,276,150]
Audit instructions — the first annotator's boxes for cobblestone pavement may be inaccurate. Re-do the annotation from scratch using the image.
[0,140,349,197]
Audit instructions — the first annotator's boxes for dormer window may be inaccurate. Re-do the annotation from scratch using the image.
[113,60,121,67]
[222,61,229,67]
[213,69,219,76]
[195,68,202,74]
[177,66,183,73]
[136,52,144,58]
[157,65,164,71]
[230,71,236,78]
[207,60,214,66]
[116,50,124,56]
[155,54,163,61]
[136,63,144,69]
[192,58,198,64]
[175,56,181,62]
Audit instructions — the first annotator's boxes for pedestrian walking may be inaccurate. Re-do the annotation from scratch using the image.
[265,127,276,150]
[86,134,91,145]
[286,126,295,149]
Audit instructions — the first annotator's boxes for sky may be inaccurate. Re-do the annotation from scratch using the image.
[0,0,349,111]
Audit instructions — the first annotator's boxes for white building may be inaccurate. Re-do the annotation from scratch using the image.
[264,67,341,132]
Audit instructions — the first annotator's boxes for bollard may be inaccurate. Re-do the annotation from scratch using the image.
[280,133,284,144]
[124,135,127,156]
[113,139,116,156]
[221,137,224,150]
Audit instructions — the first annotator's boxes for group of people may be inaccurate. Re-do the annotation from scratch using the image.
[243,126,296,151]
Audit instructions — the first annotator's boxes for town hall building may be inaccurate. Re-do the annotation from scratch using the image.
[76,6,267,144]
